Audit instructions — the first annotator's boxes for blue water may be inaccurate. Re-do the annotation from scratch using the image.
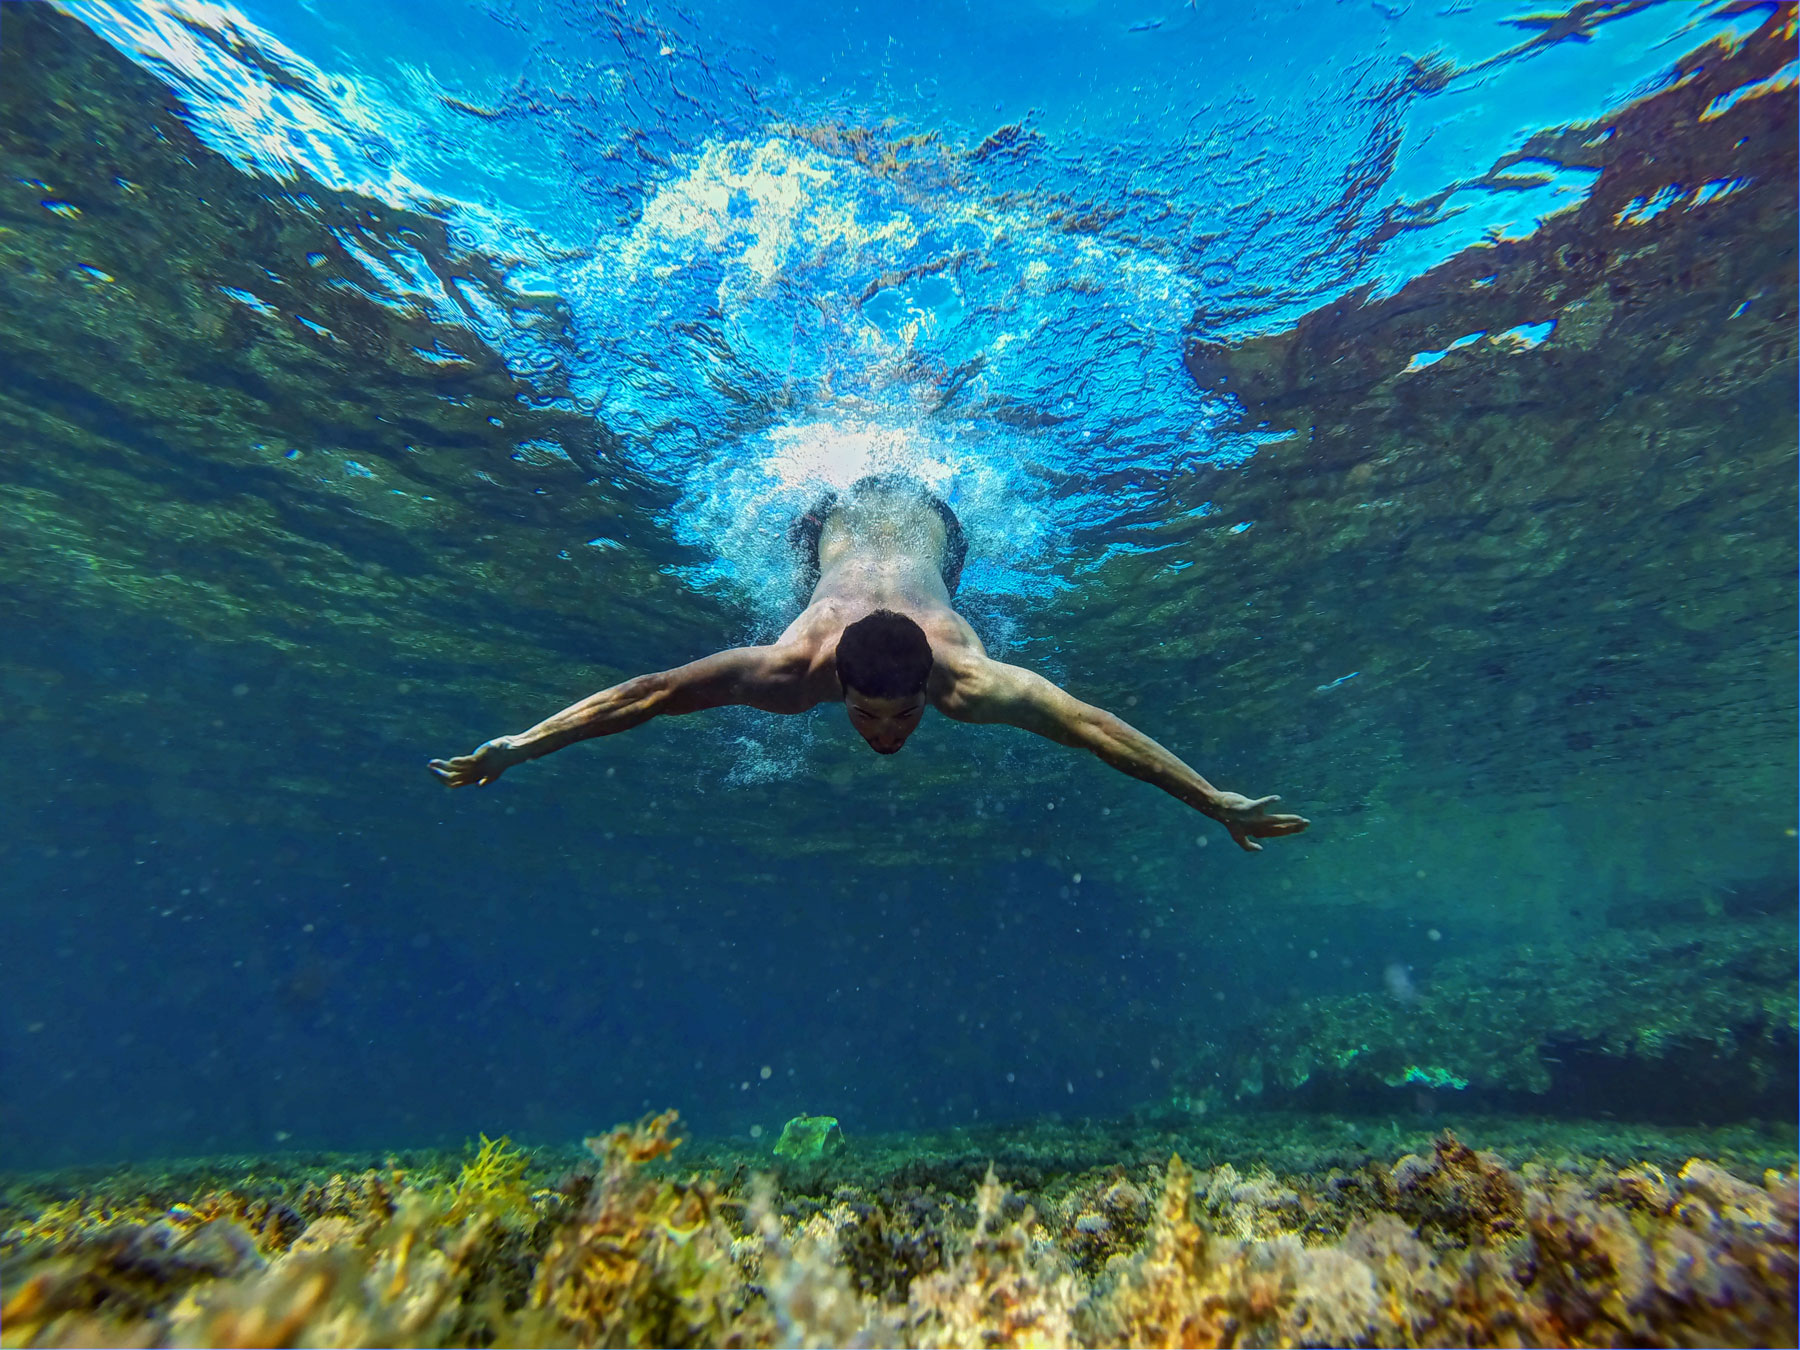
[64,0,1767,593]
[1,0,1793,1171]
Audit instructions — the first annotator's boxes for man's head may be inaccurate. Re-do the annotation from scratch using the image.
[836,609,932,754]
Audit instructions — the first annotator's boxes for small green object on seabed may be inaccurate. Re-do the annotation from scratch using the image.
[773,1114,845,1161]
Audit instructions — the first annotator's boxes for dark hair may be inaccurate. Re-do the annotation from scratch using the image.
[836,610,933,698]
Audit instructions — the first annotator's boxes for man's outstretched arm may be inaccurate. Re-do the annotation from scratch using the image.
[429,646,813,788]
[935,657,1309,852]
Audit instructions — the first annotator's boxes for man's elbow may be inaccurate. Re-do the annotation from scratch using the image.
[1080,708,1133,759]
[627,671,679,717]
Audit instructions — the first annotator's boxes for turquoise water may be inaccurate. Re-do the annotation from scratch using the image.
[0,0,1794,1175]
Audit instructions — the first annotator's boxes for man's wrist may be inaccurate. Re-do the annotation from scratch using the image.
[488,734,529,763]
[1188,786,1225,818]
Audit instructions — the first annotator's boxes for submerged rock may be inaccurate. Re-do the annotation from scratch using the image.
[1176,914,1799,1113]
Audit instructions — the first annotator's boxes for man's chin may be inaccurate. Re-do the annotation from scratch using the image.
[868,743,904,756]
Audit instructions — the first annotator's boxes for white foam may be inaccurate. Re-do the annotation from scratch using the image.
[669,412,1057,628]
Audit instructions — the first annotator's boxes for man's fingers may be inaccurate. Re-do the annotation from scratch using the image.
[429,757,485,788]
[1221,807,1309,851]
[1245,819,1307,839]
[1247,794,1280,810]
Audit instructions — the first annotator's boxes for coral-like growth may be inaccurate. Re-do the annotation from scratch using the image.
[748,1181,896,1348]
[903,1165,1081,1349]
[1525,1157,1800,1348]
[529,1110,759,1348]
[1095,1139,1800,1349]
[1096,1153,1396,1348]
[1056,1167,1152,1276]
[2,1118,1793,1347]
[1194,1163,1308,1243]
[0,1152,540,1348]
[438,1134,543,1231]
[1380,1131,1525,1247]
[167,1190,503,1349]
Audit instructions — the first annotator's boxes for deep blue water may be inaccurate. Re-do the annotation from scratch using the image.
[0,0,1793,1171]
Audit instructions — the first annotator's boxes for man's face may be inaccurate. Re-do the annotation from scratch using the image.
[844,688,926,754]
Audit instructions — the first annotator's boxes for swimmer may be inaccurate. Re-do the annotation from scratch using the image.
[429,475,1309,852]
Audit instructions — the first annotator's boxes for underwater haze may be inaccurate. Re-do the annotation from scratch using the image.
[1,0,1795,1192]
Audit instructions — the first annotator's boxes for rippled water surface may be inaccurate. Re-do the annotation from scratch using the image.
[0,0,1793,1168]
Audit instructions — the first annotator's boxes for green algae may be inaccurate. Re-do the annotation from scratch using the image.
[772,1114,845,1161]
[1399,1066,1470,1091]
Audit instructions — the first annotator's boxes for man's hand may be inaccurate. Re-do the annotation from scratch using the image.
[1210,792,1310,852]
[428,737,526,788]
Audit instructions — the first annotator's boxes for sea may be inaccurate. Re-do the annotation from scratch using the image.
[0,2,1794,1346]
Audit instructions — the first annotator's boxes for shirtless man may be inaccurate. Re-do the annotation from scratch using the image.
[429,475,1309,852]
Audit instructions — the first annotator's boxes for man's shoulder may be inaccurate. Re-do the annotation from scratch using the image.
[767,613,855,689]
[926,644,995,719]
[755,638,830,686]
[726,642,834,714]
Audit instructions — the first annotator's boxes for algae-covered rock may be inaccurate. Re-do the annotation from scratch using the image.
[1179,914,1799,1109]
[773,1115,845,1161]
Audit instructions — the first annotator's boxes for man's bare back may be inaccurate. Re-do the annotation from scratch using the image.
[430,476,1308,852]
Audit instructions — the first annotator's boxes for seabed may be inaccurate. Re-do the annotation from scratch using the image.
[3,1109,1794,1348]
